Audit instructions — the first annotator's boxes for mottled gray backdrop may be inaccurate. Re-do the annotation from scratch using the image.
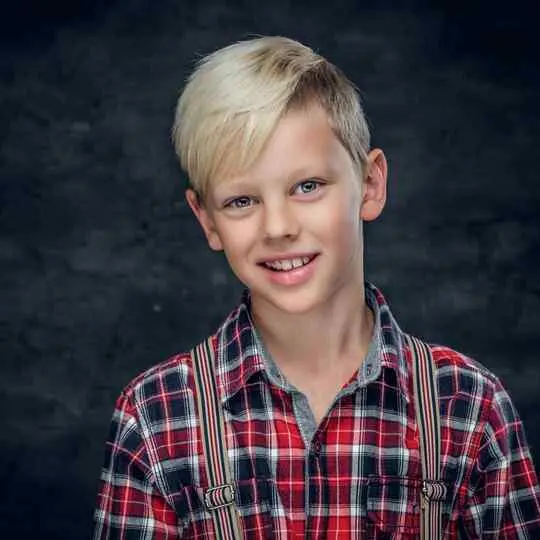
[1,1,539,538]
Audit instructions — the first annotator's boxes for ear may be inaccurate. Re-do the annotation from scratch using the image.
[360,148,388,222]
[185,189,224,251]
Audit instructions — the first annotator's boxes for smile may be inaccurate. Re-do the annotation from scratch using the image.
[262,255,315,272]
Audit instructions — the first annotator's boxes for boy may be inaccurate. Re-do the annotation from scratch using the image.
[93,37,540,538]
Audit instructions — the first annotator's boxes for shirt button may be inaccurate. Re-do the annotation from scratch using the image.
[365,363,373,376]
[312,439,322,454]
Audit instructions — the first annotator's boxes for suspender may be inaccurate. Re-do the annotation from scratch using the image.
[190,338,243,540]
[406,334,447,539]
[191,334,445,539]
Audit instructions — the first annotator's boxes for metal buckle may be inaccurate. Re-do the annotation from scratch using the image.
[422,480,447,502]
[204,483,236,510]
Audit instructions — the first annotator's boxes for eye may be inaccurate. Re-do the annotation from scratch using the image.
[294,179,323,195]
[224,196,254,209]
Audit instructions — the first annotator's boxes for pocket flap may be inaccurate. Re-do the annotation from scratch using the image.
[367,475,421,534]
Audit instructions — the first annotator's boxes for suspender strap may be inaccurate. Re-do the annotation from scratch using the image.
[190,338,243,540]
[406,334,447,540]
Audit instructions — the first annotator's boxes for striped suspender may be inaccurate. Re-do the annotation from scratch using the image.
[190,338,243,540]
[406,334,447,540]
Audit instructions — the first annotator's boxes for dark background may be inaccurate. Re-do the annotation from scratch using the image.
[1,1,539,538]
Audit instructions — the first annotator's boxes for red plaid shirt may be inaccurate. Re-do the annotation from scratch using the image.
[93,283,540,538]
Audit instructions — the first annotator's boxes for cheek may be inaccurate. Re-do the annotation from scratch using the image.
[323,199,363,258]
[313,196,361,235]
[217,221,257,256]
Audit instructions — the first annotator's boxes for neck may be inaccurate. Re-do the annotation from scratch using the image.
[251,279,373,375]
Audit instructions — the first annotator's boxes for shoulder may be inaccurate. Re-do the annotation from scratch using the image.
[427,343,504,405]
[426,343,527,453]
[119,349,197,410]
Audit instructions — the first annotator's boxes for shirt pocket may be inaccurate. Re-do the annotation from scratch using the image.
[173,477,273,539]
[366,475,421,539]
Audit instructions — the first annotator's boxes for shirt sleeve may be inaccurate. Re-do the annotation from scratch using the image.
[460,379,540,538]
[93,389,181,539]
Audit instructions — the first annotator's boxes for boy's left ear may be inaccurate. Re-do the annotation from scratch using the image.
[360,148,388,222]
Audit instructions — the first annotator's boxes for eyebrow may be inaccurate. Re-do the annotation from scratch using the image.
[214,181,252,195]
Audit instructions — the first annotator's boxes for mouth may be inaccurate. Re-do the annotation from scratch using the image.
[258,254,318,272]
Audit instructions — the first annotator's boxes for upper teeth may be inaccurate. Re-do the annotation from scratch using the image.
[264,256,311,271]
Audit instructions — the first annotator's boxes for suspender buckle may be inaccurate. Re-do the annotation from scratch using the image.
[422,480,448,502]
[204,483,236,511]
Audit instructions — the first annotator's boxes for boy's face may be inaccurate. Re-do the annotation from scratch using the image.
[186,103,387,315]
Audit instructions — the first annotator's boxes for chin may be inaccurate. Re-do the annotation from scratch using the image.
[255,287,327,316]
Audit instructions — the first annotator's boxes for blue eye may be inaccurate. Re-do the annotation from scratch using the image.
[225,196,253,209]
[295,179,322,194]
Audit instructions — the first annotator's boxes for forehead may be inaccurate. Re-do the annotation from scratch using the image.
[210,104,355,196]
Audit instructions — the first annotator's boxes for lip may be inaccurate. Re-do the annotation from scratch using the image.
[257,252,319,264]
[258,253,319,286]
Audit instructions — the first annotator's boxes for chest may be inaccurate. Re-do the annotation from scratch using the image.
[173,380,424,538]
[166,377,468,539]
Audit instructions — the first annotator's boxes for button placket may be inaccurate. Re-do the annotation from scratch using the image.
[306,435,323,536]
[365,361,374,377]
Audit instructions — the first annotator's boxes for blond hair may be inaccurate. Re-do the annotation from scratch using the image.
[172,36,370,200]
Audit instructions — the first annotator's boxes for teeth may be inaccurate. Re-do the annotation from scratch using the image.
[264,256,312,271]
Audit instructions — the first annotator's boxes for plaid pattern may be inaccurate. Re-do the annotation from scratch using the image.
[93,283,540,538]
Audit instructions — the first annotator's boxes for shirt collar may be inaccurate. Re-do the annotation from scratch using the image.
[213,282,410,405]
[365,282,410,402]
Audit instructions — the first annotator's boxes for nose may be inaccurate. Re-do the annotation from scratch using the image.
[262,200,300,241]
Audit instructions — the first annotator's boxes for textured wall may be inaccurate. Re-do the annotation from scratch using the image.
[1,1,539,538]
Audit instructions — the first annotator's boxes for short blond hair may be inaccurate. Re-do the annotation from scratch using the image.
[172,36,371,200]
